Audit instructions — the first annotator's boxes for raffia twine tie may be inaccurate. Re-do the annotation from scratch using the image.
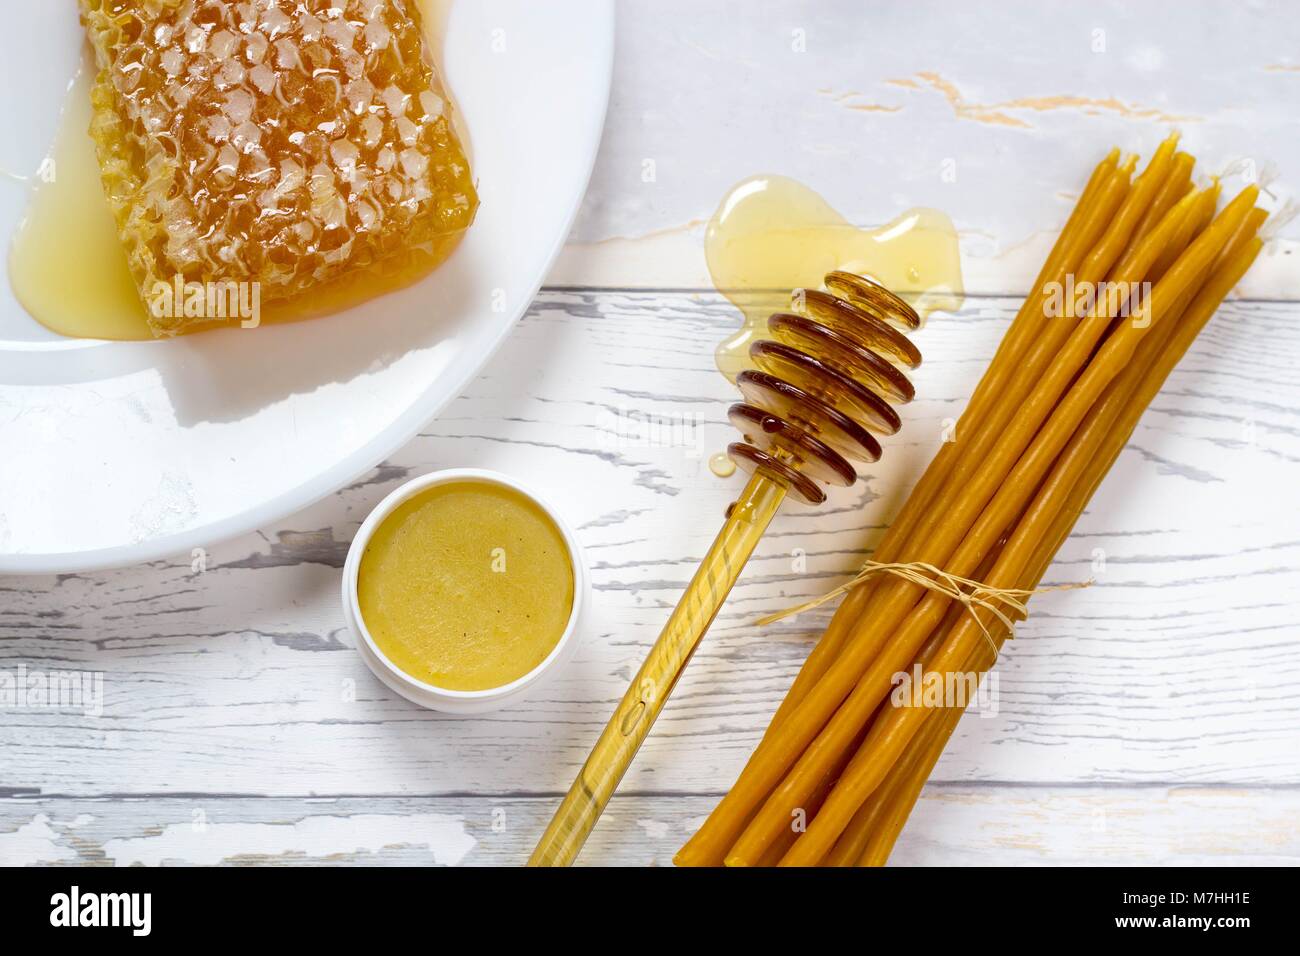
[755,559,1092,657]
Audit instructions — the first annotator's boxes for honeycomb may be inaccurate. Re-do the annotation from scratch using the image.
[79,0,479,336]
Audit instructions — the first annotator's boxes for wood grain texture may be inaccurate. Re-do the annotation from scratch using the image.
[556,0,1300,296]
[3,0,1300,865]
[2,788,1296,867]
[3,288,1297,864]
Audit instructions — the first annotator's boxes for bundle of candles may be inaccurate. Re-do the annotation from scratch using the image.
[675,134,1268,867]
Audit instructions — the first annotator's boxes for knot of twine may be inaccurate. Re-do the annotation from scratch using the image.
[755,560,1092,657]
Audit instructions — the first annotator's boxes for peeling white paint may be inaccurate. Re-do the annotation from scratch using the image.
[101,814,476,867]
[0,814,77,866]
[635,818,669,840]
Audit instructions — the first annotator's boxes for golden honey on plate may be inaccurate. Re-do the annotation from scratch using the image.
[11,0,477,339]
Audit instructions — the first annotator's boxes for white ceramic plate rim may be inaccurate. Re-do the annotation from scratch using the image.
[0,4,614,575]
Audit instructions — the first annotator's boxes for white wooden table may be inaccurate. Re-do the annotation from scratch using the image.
[3,0,1299,867]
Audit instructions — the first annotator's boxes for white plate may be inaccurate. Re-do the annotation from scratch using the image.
[0,1,614,574]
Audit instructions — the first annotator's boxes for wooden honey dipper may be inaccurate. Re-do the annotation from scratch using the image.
[529,273,921,865]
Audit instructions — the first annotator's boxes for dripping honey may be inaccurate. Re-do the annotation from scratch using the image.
[705,174,963,381]
[10,0,468,341]
[708,452,737,478]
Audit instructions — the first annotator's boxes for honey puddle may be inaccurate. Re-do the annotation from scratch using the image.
[8,73,146,341]
[9,0,464,341]
[707,452,736,478]
[706,174,964,380]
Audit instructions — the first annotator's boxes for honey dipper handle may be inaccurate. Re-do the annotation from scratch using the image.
[529,472,788,866]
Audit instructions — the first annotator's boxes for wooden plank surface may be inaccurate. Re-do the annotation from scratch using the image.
[554,0,1300,296]
[4,0,1300,865]
[2,788,1296,867]
[3,290,1298,864]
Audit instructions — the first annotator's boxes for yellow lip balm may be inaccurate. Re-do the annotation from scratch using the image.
[357,478,575,692]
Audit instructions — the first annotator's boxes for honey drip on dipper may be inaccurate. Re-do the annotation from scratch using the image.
[530,176,963,866]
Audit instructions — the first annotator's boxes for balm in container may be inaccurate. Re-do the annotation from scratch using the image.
[341,468,587,714]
